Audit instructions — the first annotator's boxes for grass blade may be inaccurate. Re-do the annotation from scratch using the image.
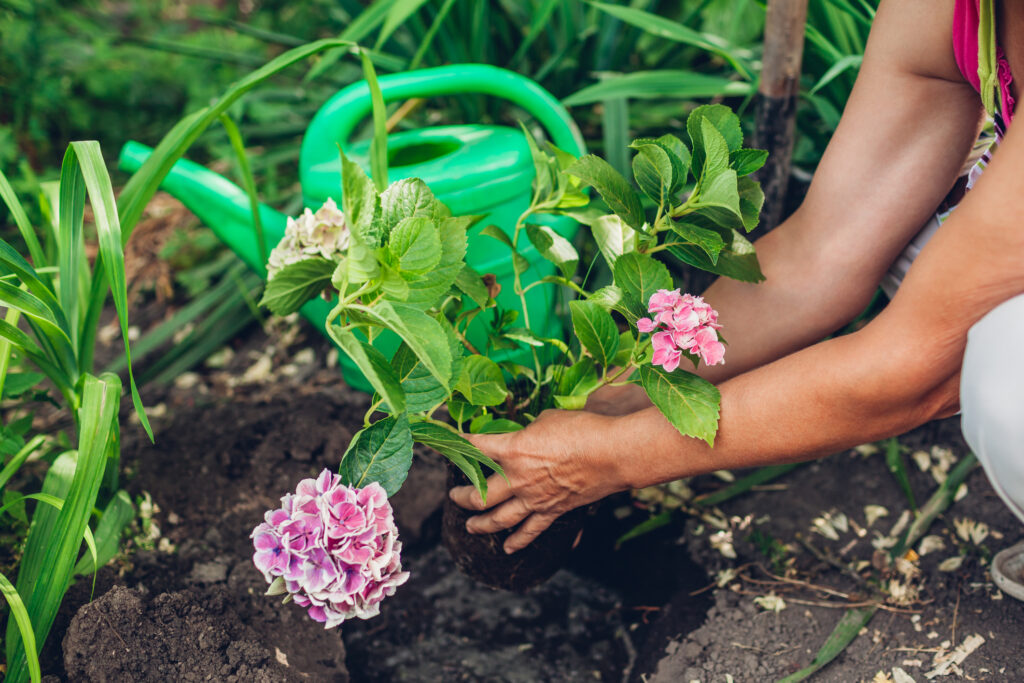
[56,146,87,348]
[305,0,395,82]
[219,114,267,266]
[694,463,803,508]
[376,0,432,49]
[409,0,457,70]
[117,38,356,237]
[70,142,152,442]
[0,572,38,683]
[74,490,134,576]
[564,71,753,106]
[6,374,120,683]
[0,167,46,275]
[779,453,978,682]
[0,434,46,491]
[884,437,916,511]
[361,48,389,192]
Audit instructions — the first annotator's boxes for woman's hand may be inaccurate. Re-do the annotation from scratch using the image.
[449,409,632,554]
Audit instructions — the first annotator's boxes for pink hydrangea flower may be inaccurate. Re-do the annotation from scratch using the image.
[251,469,409,629]
[636,289,725,369]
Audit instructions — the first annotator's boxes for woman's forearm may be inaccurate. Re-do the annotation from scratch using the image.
[608,320,958,490]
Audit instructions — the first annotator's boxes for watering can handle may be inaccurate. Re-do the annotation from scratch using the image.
[300,64,586,173]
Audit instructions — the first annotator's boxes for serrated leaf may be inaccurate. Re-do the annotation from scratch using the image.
[454,265,490,309]
[259,257,335,315]
[340,415,413,496]
[672,221,726,264]
[410,421,505,499]
[667,231,764,283]
[526,224,578,278]
[566,155,646,231]
[402,216,467,306]
[455,355,508,406]
[346,239,380,284]
[340,149,379,243]
[731,148,768,177]
[612,252,673,320]
[385,343,444,412]
[687,104,743,174]
[631,143,674,207]
[389,216,442,274]
[639,365,721,446]
[379,179,437,236]
[475,419,522,434]
[1,372,44,399]
[357,301,452,389]
[738,176,765,232]
[569,300,620,368]
[591,215,638,268]
[446,398,478,427]
[556,357,601,401]
[611,331,636,367]
[331,325,406,413]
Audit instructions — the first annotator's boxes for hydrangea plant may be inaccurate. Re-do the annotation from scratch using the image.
[259,102,764,523]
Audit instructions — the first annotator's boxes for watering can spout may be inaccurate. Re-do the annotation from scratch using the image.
[118,141,285,277]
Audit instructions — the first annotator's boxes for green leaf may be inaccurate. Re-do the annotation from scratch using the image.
[672,221,726,264]
[357,301,452,389]
[652,134,692,194]
[696,168,741,219]
[731,148,768,177]
[0,281,72,349]
[388,217,442,274]
[403,216,467,306]
[376,0,432,48]
[74,490,134,576]
[454,265,490,310]
[0,167,46,273]
[692,117,732,185]
[339,415,413,496]
[329,326,406,414]
[7,375,119,682]
[360,49,389,193]
[687,104,744,176]
[737,176,765,232]
[569,301,620,368]
[411,421,503,473]
[554,357,602,409]
[631,143,674,207]
[446,399,478,427]
[0,571,39,683]
[502,328,570,355]
[476,419,523,434]
[586,2,754,79]
[612,252,673,320]
[74,143,152,439]
[563,71,754,106]
[411,422,486,498]
[380,179,437,236]
[565,155,646,231]
[525,224,578,278]
[611,331,636,367]
[259,257,335,315]
[455,356,508,407]
[383,342,445,413]
[480,224,513,248]
[591,214,638,270]
[639,365,721,446]
[340,149,380,244]
[667,230,764,283]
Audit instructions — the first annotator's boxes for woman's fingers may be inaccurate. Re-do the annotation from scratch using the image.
[449,472,513,511]
[503,512,559,554]
[464,496,532,534]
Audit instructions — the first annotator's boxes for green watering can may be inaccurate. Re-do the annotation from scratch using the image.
[119,64,586,392]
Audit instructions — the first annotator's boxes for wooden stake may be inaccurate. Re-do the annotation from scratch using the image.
[755,0,809,231]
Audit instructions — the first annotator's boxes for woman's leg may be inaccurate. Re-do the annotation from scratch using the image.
[960,293,1024,525]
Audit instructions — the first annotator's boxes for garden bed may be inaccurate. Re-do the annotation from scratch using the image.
[31,201,1023,682]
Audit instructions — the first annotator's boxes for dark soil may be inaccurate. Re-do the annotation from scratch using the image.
[33,194,1024,682]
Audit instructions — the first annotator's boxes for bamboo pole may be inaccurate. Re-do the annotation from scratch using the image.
[754,0,809,231]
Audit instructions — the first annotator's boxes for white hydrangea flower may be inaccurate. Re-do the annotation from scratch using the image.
[267,198,351,279]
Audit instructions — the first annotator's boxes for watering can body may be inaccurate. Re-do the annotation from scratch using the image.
[119,65,586,393]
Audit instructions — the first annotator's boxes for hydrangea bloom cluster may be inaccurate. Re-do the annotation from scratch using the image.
[266,198,350,279]
[251,469,409,628]
[637,289,725,370]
